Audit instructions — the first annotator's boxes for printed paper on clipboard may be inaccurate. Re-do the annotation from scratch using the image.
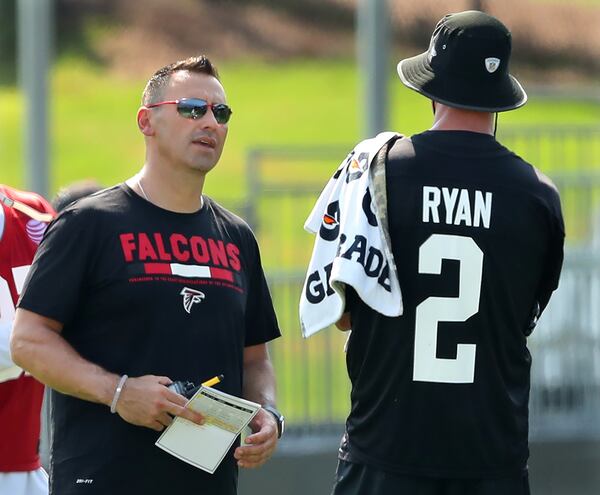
[155,386,261,474]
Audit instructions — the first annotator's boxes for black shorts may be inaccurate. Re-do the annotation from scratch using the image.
[331,459,530,495]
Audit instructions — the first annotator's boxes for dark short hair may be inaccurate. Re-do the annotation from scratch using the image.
[142,55,220,105]
[52,180,103,212]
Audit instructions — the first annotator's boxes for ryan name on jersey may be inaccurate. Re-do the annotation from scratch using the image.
[422,186,492,229]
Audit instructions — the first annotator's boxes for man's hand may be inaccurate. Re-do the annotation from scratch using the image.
[336,312,352,331]
[234,407,278,468]
[115,375,205,432]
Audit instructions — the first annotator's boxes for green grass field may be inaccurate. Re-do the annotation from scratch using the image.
[2,57,600,423]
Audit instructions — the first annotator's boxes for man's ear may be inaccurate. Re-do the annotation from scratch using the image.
[137,107,154,136]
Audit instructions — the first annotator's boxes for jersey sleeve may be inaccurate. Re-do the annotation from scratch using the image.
[27,192,55,216]
[11,188,56,217]
[243,231,281,347]
[537,186,565,315]
[17,208,96,325]
[344,286,360,313]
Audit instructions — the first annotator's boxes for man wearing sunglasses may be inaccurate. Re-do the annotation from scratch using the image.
[328,11,564,495]
[11,56,282,495]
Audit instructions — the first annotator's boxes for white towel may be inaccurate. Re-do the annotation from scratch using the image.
[299,132,403,338]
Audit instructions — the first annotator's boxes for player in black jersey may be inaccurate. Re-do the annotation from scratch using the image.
[331,11,564,495]
[12,56,282,495]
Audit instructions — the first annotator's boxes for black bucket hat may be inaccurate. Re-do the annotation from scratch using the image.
[397,10,527,112]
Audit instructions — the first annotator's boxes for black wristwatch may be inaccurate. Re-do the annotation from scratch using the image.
[263,405,285,439]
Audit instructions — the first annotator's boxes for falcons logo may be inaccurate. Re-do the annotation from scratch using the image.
[180,287,205,314]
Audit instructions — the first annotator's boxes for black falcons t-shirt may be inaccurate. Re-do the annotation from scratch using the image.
[341,131,564,478]
[19,184,280,495]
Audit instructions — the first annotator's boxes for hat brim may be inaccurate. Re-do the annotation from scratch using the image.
[397,51,527,112]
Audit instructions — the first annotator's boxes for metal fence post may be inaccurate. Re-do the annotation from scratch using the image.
[17,0,52,197]
[357,0,389,138]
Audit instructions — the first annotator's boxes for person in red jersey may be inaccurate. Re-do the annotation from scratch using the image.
[0,184,54,495]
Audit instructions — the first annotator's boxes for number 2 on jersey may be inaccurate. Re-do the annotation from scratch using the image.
[413,234,483,384]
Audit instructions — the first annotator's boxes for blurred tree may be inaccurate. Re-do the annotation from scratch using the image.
[0,0,119,85]
[54,0,117,61]
[0,0,17,84]
[209,0,354,29]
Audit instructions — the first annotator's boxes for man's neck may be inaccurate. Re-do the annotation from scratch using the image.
[127,164,205,213]
[429,103,494,135]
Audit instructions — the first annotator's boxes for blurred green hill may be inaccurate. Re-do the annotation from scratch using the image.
[0,0,599,198]
[1,58,598,200]
[1,0,599,84]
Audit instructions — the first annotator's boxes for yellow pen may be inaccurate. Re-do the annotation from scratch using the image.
[202,374,224,388]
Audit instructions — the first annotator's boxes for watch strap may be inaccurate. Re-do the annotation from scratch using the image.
[263,405,284,438]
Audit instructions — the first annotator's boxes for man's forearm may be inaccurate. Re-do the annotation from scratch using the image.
[11,309,119,406]
[243,356,276,408]
[237,349,280,468]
